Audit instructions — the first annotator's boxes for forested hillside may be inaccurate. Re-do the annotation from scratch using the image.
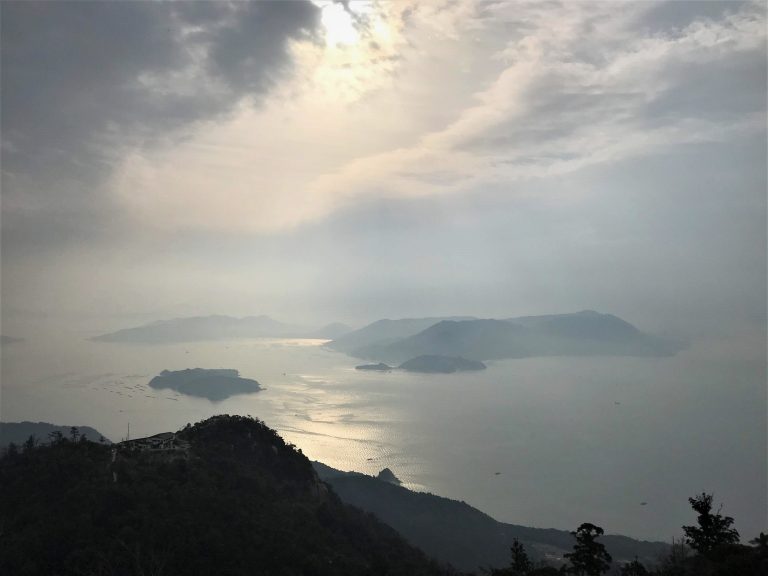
[0,415,448,576]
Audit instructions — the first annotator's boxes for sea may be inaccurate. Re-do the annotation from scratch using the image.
[1,330,765,542]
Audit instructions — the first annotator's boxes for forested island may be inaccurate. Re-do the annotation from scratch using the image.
[355,362,393,371]
[399,355,486,373]
[149,368,261,401]
[328,311,682,364]
[356,356,486,374]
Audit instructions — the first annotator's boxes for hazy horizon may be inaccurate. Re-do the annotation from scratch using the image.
[1,0,766,554]
[2,0,766,340]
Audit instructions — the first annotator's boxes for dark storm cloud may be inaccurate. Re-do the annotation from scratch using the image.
[209,1,319,93]
[1,0,320,254]
[1,0,320,184]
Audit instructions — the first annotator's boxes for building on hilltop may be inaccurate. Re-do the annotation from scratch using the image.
[118,431,190,453]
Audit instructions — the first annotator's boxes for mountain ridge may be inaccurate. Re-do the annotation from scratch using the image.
[92,315,352,343]
[0,415,448,576]
[312,461,669,572]
[332,311,680,363]
[1,421,111,449]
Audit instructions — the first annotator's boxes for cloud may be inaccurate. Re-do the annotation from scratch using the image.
[329,0,766,197]
[1,0,321,252]
[1,0,765,332]
[1,1,320,173]
[102,0,766,235]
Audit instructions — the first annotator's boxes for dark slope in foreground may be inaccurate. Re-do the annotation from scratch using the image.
[0,416,448,576]
[313,463,669,573]
[0,421,111,449]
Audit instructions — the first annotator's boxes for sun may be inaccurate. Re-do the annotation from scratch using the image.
[320,2,360,46]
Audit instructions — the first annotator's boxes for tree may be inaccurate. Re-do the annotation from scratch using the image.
[48,430,64,444]
[509,538,532,574]
[564,523,612,576]
[22,435,37,453]
[619,557,647,575]
[749,532,767,550]
[491,540,543,576]
[750,532,767,562]
[70,426,80,442]
[4,442,19,459]
[682,493,739,553]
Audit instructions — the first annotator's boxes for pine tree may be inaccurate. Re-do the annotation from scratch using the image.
[48,430,64,444]
[509,538,532,574]
[22,435,36,453]
[564,523,612,576]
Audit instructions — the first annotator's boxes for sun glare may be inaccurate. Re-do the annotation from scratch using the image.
[321,3,360,46]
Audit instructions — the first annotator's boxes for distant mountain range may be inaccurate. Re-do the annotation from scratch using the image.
[92,315,353,344]
[0,422,111,449]
[327,317,477,355]
[312,461,669,572]
[89,312,680,362]
[326,311,681,363]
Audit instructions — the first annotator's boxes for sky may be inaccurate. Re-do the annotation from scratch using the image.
[1,0,766,337]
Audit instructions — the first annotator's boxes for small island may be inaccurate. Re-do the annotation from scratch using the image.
[149,368,261,402]
[355,362,393,371]
[376,467,402,485]
[397,355,486,374]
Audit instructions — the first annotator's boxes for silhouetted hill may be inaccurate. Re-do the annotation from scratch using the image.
[0,415,448,576]
[356,362,393,371]
[313,463,669,573]
[326,317,476,355]
[398,355,486,373]
[347,311,679,363]
[0,421,110,450]
[376,467,402,484]
[307,322,354,339]
[91,315,347,343]
[148,368,261,401]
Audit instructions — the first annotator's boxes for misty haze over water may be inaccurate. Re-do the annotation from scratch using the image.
[1,1,766,568]
[2,325,764,541]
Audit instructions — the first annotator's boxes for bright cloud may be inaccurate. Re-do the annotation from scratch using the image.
[107,0,766,234]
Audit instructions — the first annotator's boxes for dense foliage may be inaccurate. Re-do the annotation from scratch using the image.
[0,415,448,576]
[563,523,612,576]
[321,467,668,572]
[681,493,739,553]
[490,497,765,576]
[2,417,764,576]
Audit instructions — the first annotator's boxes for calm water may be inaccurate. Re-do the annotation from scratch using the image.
[1,332,765,541]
